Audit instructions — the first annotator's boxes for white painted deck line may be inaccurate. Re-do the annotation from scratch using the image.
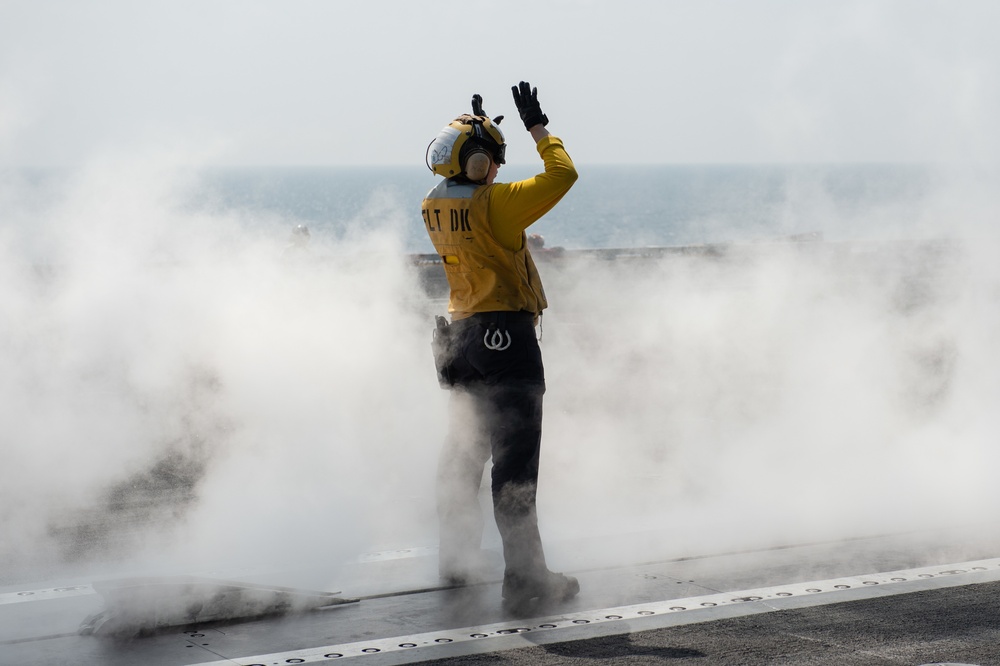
[192,557,1000,666]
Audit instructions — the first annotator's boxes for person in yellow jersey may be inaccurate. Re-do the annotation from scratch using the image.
[422,81,579,614]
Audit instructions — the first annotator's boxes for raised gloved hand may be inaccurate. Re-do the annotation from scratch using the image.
[471,94,504,125]
[511,81,549,131]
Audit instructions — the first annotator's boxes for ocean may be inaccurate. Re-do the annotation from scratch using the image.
[182,163,941,254]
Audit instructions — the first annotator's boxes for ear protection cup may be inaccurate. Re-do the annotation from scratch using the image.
[464,150,491,182]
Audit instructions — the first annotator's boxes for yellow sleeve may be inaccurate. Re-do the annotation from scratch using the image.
[488,135,578,251]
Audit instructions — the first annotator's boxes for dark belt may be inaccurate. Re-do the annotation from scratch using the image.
[464,311,536,327]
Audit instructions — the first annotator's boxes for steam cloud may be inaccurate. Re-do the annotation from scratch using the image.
[1,159,998,589]
[535,170,1000,569]
[0,158,441,581]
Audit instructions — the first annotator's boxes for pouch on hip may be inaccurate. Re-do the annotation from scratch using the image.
[431,315,456,388]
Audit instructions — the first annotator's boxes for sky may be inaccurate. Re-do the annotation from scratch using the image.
[1,0,999,167]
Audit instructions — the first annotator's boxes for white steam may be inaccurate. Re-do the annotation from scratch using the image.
[536,172,1000,569]
[1,161,998,588]
[0,159,442,580]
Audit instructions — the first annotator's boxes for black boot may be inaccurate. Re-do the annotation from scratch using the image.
[502,570,580,615]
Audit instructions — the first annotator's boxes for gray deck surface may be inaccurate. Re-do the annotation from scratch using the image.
[3,523,999,665]
[421,582,1000,665]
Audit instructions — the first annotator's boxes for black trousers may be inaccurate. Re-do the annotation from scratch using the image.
[436,311,550,582]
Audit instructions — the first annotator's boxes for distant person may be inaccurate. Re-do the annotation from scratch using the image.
[422,81,579,613]
[281,224,311,259]
[527,233,565,258]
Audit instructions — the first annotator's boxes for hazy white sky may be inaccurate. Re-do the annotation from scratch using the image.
[1,0,998,166]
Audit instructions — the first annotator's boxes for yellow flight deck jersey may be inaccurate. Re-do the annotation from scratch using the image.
[421,135,578,320]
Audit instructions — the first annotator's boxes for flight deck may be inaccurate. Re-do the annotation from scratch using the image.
[3,523,999,665]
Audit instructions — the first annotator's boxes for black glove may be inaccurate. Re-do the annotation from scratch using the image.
[471,94,504,125]
[511,81,549,130]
